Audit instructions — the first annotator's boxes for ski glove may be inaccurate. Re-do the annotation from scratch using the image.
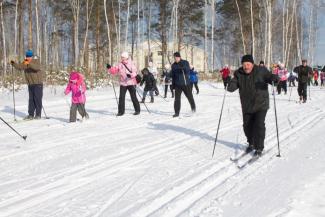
[127,74,131,78]
[106,64,111,69]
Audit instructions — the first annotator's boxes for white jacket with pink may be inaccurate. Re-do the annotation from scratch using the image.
[108,60,138,86]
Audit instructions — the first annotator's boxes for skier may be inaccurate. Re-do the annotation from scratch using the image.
[288,71,297,87]
[220,65,231,89]
[294,59,312,103]
[171,52,196,117]
[259,61,266,68]
[140,68,155,103]
[10,50,43,120]
[64,71,89,122]
[189,65,199,94]
[313,68,319,86]
[148,61,159,96]
[320,67,325,87]
[274,63,288,94]
[227,54,279,157]
[107,51,141,116]
[161,64,174,98]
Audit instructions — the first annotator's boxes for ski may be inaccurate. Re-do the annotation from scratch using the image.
[237,154,261,169]
[230,151,250,162]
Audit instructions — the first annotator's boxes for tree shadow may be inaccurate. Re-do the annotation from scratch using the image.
[147,122,245,150]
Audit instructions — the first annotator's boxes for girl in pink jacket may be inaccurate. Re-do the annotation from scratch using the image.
[107,52,140,116]
[65,71,89,122]
[274,64,288,95]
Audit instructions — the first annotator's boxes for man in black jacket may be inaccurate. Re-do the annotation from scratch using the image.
[293,59,313,103]
[171,52,196,117]
[227,55,278,156]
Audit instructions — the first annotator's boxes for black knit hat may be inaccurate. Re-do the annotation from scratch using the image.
[241,55,254,64]
[174,52,181,57]
[259,61,265,65]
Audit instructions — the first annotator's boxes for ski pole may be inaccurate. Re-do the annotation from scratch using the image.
[288,85,293,102]
[212,84,227,158]
[12,66,16,121]
[309,83,311,100]
[109,74,119,108]
[272,82,281,157]
[42,106,50,119]
[0,116,27,140]
[135,87,150,114]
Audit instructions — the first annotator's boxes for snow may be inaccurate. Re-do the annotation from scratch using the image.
[0,83,324,217]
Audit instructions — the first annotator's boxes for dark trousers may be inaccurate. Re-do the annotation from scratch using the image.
[164,85,174,97]
[28,84,43,117]
[174,85,196,115]
[190,82,199,94]
[243,110,267,151]
[321,79,324,86]
[298,82,307,101]
[222,77,230,89]
[70,103,88,122]
[289,79,296,87]
[314,80,318,86]
[277,80,287,94]
[118,85,140,114]
[143,90,154,100]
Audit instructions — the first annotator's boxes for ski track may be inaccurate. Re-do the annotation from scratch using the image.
[0,83,324,217]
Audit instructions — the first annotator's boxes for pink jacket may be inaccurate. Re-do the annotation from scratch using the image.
[65,72,87,104]
[108,59,138,86]
[274,68,288,81]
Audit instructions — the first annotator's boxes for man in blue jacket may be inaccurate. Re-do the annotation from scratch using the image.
[171,52,196,117]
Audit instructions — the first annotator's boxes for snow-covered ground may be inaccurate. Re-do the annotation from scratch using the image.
[0,82,324,217]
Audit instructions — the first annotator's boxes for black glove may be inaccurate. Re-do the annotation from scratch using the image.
[127,74,131,78]
[10,60,15,65]
[106,64,111,69]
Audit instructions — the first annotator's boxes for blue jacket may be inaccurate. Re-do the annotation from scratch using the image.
[171,60,191,86]
[189,69,198,83]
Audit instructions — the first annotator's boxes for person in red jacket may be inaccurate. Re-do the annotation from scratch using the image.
[313,69,319,86]
[220,65,231,89]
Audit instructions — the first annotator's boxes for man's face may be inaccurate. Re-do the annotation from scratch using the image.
[242,62,254,74]
[302,61,307,67]
[259,64,264,67]
[174,57,181,63]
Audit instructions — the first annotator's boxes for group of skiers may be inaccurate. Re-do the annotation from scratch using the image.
[8,49,324,158]
[10,50,200,121]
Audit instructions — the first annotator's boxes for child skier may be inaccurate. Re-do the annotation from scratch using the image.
[140,68,155,103]
[64,71,89,122]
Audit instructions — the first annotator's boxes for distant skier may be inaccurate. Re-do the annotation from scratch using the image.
[294,59,312,103]
[148,61,159,96]
[171,52,196,117]
[220,65,231,89]
[107,51,141,116]
[227,54,279,157]
[161,64,174,98]
[320,67,325,87]
[274,63,288,94]
[288,71,297,87]
[64,71,89,122]
[10,50,43,120]
[140,68,155,103]
[189,65,199,94]
[259,61,266,68]
[313,68,319,86]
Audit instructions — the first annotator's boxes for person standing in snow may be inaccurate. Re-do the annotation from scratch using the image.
[148,61,159,96]
[274,63,288,95]
[320,67,325,87]
[189,65,199,94]
[107,52,141,116]
[313,68,319,86]
[220,65,231,89]
[259,61,266,68]
[64,71,89,122]
[294,59,313,103]
[171,52,196,118]
[10,50,44,120]
[140,68,155,103]
[227,55,279,157]
[161,64,174,98]
[288,71,297,87]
